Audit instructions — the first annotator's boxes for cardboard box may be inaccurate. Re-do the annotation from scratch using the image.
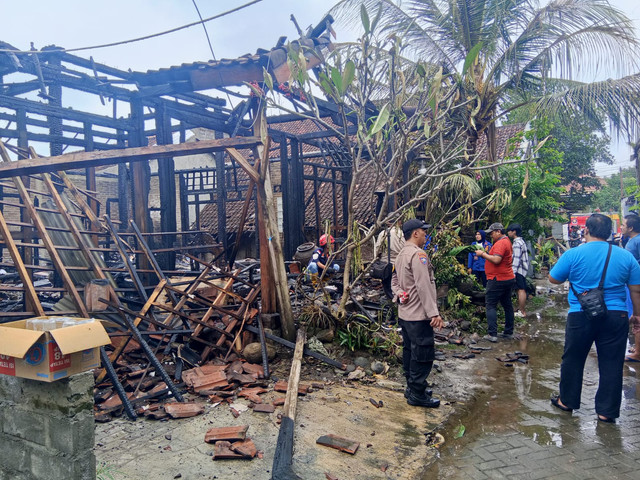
[0,317,110,382]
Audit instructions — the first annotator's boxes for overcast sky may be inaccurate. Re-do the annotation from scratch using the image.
[1,0,639,176]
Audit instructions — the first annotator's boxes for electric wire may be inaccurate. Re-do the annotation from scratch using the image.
[0,0,263,55]
[190,0,234,109]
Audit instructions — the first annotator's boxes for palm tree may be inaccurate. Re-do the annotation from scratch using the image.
[331,0,640,165]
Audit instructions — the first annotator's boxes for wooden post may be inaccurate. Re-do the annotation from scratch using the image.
[129,99,152,280]
[280,137,293,260]
[16,108,34,308]
[251,106,296,341]
[83,122,99,247]
[155,103,177,270]
[271,328,305,480]
[215,130,228,264]
[290,138,305,250]
[117,128,129,229]
[226,141,295,341]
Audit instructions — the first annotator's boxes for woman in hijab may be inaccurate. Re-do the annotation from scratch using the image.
[468,230,491,287]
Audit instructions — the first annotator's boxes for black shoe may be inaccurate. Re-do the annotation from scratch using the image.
[405,387,433,398]
[407,393,440,408]
[550,395,572,412]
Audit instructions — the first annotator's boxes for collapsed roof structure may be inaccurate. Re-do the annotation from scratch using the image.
[0,15,361,416]
[0,16,354,324]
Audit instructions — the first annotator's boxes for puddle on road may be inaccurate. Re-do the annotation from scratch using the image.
[422,304,640,477]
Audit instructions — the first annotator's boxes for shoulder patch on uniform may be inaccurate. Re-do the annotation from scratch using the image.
[420,256,429,265]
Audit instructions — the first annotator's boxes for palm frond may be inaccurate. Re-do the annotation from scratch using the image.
[535,73,640,139]
[486,187,512,212]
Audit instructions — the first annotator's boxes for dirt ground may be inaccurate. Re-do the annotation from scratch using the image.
[94,331,514,480]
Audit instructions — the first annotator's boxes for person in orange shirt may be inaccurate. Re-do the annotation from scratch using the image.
[475,222,516,342]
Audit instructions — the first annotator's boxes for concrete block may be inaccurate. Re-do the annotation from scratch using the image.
[47,410,95,455]
[0,471,32,480]
[30,449,77,480]
[71,451,96,480]
[0,434,31,472]
[1,408,46,446]
[20,371,94,415]
[0,375,23,403]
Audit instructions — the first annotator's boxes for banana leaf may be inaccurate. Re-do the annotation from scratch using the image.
[446,245,479,257]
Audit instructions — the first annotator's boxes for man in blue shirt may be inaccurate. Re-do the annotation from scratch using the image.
[549,214,640,422]
[621,214,640,362]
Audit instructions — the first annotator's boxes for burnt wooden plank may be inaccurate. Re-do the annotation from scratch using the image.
[271,328,306,480]
[0,136,262,179]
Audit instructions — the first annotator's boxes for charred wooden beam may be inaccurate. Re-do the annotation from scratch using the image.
[271,328,305,480]
[0,136,261,179]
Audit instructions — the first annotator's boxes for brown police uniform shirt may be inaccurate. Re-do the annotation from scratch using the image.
[391,243,440,321]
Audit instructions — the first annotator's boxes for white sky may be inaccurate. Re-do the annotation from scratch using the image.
[1,0,639,176]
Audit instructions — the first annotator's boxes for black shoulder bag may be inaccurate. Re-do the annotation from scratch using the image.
[570,244,612,319]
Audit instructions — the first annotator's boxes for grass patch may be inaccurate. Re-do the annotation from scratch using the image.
[528,295,548,310]
[97,463,122,480]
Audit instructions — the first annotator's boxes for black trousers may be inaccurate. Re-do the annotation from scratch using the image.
[472,270,487,287]
[485,278,515,336]
[560,310,628,418]
[399,319,435,396]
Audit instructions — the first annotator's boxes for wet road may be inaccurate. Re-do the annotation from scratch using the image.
[424,297,640,479]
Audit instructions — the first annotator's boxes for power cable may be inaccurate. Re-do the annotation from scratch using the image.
[191,0,234,108]
[0,0,263,55]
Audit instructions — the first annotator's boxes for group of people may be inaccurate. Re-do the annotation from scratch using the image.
[470,222,530,342]
[376,219,533,408]
[308,214,640,422]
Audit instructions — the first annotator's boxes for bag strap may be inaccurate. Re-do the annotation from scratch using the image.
[570,244,612,297]
[598,244,613,290]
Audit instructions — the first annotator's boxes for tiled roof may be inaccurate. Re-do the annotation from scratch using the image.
[475,123,525,161]
[133,35,331,89]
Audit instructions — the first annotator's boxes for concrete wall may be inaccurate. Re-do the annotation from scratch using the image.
[0,371,96,480]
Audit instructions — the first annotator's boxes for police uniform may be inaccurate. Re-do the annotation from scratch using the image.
[392,243,439,398]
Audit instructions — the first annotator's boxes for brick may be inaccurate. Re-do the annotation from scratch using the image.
[163,402,205,418]
[316,434,359,454]
[252,403,276,413]
[204,425,248,443]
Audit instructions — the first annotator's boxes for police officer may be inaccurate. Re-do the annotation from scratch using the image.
[392,219,444,408]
